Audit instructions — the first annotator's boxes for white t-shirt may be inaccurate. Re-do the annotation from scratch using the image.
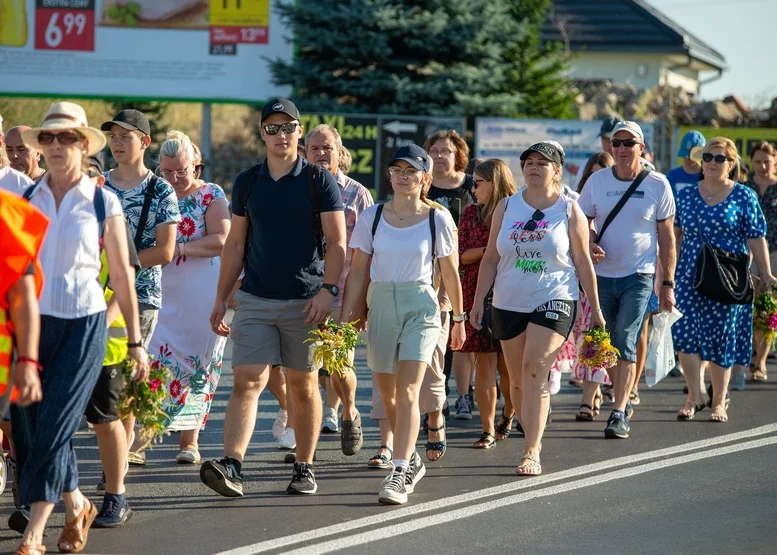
[27,174,124,319]
[0,166,33,196]
[578,167,675,278]
[350,204,456,284]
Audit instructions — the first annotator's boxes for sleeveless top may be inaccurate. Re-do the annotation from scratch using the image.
[493,190,578,313]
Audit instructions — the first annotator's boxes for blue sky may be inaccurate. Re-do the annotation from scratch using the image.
[648,0,777,107]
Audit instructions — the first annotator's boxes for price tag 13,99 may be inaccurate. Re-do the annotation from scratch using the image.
[35,0,96,52]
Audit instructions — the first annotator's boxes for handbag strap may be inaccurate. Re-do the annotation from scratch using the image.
[595,168,650,244]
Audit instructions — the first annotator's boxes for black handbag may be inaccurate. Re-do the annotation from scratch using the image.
[691,194,753,305]
[480,287,496,347]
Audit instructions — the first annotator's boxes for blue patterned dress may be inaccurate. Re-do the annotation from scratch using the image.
[672,184,766,368]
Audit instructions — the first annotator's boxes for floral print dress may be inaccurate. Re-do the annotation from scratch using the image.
[149,183,228,431]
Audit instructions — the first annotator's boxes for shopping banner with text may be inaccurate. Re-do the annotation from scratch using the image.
[0,0,291,102]
[674,126,777,168]
[475,118,655,186]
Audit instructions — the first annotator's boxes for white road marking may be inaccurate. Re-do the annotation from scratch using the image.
[215,423,777,555]
[287,435,777,555]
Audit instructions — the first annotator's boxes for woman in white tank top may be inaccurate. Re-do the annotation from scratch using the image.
[471,141,604,476]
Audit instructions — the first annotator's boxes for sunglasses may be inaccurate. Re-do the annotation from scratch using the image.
[473,178,490,189]
[38,131,83,146]
[702,153,731,164]
[86,168,101,179]
[611,138,640,148]
[523,209,545,232]
[262,122,299,135]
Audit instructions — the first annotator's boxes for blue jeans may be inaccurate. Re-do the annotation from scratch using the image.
[597,273,654,363]
[12,313,106,505]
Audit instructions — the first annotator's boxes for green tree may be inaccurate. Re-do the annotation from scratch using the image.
[270,0,525,117]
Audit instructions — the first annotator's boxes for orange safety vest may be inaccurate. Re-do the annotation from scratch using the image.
[0,189,49,399]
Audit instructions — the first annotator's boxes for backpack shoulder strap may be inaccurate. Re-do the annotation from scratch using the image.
[429,208,438,285]
[93,186,106,240]
[371,204,385,240]
[307,164,325,259]
[22,184,36,201]
[594,168,650,245]
[133,174,157,250]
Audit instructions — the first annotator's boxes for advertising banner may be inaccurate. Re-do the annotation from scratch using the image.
[475,118,655,186]
[674,126,777,168]
[0,0,292,102]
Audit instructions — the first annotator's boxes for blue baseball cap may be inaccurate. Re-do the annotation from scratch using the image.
[678,130,706,158]
[390,144,432,172]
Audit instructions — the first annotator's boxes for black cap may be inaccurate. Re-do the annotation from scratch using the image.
[389,144,432,172]
[598,116,623,137]
[261,98,300,123]
[520,141,564,166]
[87,152,104,173]
[101,109,151,136]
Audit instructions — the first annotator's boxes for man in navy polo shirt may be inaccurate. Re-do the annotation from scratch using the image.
[203,99,346,496]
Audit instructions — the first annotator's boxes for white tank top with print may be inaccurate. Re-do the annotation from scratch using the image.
[493,190,579,313]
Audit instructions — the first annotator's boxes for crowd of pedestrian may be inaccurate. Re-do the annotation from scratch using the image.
[0,100,775,553]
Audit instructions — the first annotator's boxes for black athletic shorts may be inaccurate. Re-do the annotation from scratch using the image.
[85,363,123,425]
[492,300,577,342]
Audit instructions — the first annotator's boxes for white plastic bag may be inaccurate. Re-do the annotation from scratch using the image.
[645,307,683,388]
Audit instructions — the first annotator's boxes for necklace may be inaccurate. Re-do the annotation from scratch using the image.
[700,182,729,201]
[389,201,421,221]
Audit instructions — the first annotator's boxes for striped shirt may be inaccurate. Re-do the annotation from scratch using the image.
[335,170,373,307]
[27,174,124,319]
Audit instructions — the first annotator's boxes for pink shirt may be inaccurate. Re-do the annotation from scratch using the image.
[335,170,373,307]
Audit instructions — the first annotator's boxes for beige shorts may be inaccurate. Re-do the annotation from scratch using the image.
[371,311,449,419]
[230,290,316,371]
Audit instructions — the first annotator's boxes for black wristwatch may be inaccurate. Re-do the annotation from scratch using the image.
[662,280,675,288]
[321,283,339,297]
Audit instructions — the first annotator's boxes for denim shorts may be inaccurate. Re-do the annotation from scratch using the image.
[597,272,654,363]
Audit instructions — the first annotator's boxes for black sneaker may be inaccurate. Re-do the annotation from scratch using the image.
[96,472,107,492]
[378,468,408,505]
[286,462,317,494]
[93,493,133,528]
[404,452,426,494]
[200,458,244,497]
[604,410,630,439]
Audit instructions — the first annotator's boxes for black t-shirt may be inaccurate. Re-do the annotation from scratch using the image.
[232,157,344,300]
[427,174,475,224]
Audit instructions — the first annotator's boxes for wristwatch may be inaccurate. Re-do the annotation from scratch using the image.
[321,283,340,297]
[452,312,467,323]
[662,280,675,288]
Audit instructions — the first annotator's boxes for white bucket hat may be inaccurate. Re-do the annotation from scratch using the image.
[21,102,106,156]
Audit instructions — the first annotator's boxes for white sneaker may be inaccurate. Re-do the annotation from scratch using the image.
[549,370,561,396]
[272,409,288,439]
[321,407,339,433]
[278,428,296,450]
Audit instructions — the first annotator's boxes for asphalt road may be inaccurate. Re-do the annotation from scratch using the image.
[1,341,776,555]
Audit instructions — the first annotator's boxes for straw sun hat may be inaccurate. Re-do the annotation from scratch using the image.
[21,102,106,156]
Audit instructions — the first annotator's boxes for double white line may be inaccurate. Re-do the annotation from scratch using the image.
[217,423,777,555]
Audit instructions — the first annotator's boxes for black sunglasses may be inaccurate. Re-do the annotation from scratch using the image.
[263,122,299,135]
[523,209,545,231]
[611,138,640,148]
[38,131,83,146]
[702,153,730,164]
[473,178,490,189]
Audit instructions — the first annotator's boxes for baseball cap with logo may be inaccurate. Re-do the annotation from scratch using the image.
[261,98,301,123]
[101,109,151,136]
[390,144,432,172]
[598,116,624,137]
[520,141,565,166]
[677,130,706,158]
[610,121,645,144]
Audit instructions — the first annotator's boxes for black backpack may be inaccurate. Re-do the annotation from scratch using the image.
[238,162,325,261]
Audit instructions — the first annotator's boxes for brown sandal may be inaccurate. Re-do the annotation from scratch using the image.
[57,498,97,553]
[15,545,46,555]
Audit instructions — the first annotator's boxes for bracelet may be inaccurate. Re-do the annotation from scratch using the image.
[127,342,143,349]
[16,357,43,371]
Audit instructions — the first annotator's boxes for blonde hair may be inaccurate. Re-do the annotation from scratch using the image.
[339,146,352,175]
[159,130,195,164]
[704,137,739,179]
[0,145,9,168]
[473,159,517,227]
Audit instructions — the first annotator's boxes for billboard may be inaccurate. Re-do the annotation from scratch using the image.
[674,126,777,168]
[0,0,292,102]
[475,118,656,186]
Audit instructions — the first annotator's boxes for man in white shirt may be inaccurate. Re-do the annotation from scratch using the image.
[4,127,46,182]
[578,121,677,440]
[0,150,33,196]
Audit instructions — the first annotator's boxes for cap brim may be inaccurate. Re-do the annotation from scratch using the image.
[390,156,427,171]
[261,110,300,123]
[610,129,642,141]
[101,120,140,132]
[520,148,558,164]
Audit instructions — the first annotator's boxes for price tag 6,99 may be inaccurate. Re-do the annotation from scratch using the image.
[35,0,96,52]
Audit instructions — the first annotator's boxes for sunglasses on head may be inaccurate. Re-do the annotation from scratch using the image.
[262,122,299,135]
[702,153,730,164]
[611,138,640,148]
[523,209,545,232]
[38,131,83,146]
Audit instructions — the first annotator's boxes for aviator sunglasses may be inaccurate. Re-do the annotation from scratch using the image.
[701,153,730,164]
[523,209,545,231]
[610,138,640,148]
[37,131,84,146]
[262,122,300,135]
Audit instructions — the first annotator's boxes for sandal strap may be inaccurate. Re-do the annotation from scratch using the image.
[579,403,593,411]
[427,423,446,433]
[425,441,447,451]
[519,453,541,465]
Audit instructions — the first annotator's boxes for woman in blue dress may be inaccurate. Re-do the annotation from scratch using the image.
[673,137,774,423]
